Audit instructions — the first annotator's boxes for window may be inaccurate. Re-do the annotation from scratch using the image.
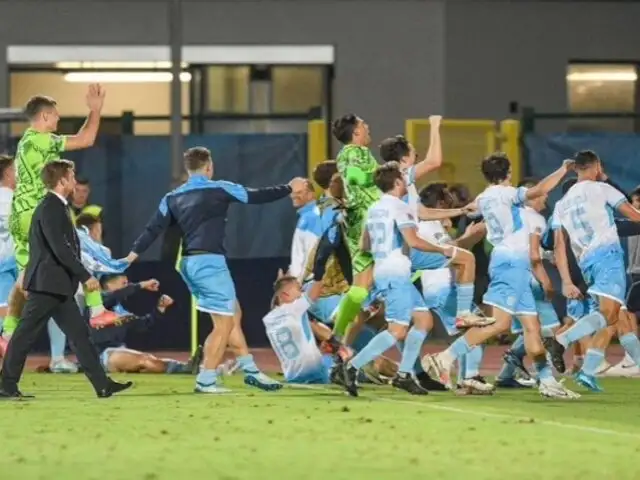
[207,66,250,113]
[272,67,323,114]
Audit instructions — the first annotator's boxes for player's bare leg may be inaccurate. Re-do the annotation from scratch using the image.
[449,249,495,329]
[106,350,198,374]
[226,301,282,391]
[195,312,235,393]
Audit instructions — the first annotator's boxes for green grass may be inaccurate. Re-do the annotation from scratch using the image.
[2,374,640,479]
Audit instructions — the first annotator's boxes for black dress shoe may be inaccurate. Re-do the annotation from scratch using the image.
[0,388,34,399]
[97,379,133,398]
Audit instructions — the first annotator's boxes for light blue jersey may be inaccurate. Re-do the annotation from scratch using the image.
[477,185,536,315]
[77,226,129,276]
[366,194,426,324]
[0,187,16,307]
[551,180,628,304]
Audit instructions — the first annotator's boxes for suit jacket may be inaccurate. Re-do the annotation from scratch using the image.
[23,192,91,297]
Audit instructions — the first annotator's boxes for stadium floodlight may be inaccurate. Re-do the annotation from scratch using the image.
[64,72,192,83]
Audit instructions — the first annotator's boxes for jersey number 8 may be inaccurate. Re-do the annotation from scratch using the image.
[273,326,300,360]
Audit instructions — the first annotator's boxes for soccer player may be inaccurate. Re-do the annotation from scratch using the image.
[91,274,202,374]
[4,86,120,343]
[341,162,455,397]
[413,183,494,394]
[123,146,306,394]
[495,178,562,387]
[549,150,640,392]
[423,153,579,399]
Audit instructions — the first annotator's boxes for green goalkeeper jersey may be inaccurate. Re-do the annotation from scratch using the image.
[336,144,381,215]
[12,128,67,216]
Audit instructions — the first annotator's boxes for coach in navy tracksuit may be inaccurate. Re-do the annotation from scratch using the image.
[121,146,305,394]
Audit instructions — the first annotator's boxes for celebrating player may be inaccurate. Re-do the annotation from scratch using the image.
[123,146,306,394]
[3,86,122,345]
[423,153,579,399]
[341,162,455,397]
[549,150,640,392]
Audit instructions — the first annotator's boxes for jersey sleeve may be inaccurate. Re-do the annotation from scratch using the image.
[511,186,528,206]
[601,183,627,210]
[287,295,312,317]
[525,211,546,236]
[394,201,416,230]
[32,132,67,156]
[549,205,562,231]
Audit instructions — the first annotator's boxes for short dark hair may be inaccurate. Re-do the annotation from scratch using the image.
[631,185,640,199]
[0,155,13,181]
[272,275,299,308]
[517,177,538,189]
[332,114,358,144]
[562,178,577,195]
[329,174,345,200]
[573,150,600,170]
[75,176,90,186]
[481,152,511,184]
[75,213,101,230]
[313,161,338,190]
[24,95,57,120]
[448,183,470,205]
[374,161,403,193]
[41,159,74,190]
[183,147,212,172]
[379,135,411,163]
[99,273,126,290]
[419,182,452,208]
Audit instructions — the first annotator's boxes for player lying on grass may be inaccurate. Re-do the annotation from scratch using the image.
[546,150,640,392]
[411,183,495,394]
[423,153,580,399]
[340,162,457,397]
[91,273,202,374]
[495,178,562,388]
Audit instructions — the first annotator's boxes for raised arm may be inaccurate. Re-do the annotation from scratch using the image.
[401,226,453,256]
[412,115,442,180]
[127,195,174,262]
[617,202,640,223]
[64,84,105,151]
[219,180,297,205]
[417,204,467,221]
[526,160,572,200]
[40,205,91,283]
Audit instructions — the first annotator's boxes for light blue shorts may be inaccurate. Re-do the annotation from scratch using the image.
[180,254,236,316]
[99,346,140,371]
[0,267,17,308]
[372,275,428,325]
[410,250,450,271]
[581,247,627,306]
[287,355,334,384]
[484,254,536,316]
[512,279,560,333]
[422,283,458,336]
[566,297,597,321]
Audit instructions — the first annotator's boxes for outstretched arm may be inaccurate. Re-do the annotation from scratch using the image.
[65,84,105,151]
[219,180,297,205]
[417,204,467,221]
[401,226,453,256]
[412,116,443,181]
[127,195,174,262]
[525,160,572,200]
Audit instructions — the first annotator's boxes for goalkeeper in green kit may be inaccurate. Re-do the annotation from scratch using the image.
[2,85,126,346]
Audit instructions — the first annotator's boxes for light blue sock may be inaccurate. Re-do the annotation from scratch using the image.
[497,335,525,381]
[163,359,190,374]
[236,354,260,374]
[456,283,474,314]
[557,312,607,348]
[619,333,640,366]
[350,331,397,370]
[463,346,483,379]
[582,348,605,376]
[196,368,218,387]
[399,328,428,374]
[534,357,553,381]
[447,335,473,360]
[47,318,67,360]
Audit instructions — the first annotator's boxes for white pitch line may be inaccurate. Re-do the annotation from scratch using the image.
[284,384,640,439]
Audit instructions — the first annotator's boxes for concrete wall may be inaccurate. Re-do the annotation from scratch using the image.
[1,0,639,139]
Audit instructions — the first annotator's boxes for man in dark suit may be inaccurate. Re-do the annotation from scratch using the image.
[0,160,132,399]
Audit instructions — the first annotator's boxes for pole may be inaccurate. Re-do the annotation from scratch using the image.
[169,0,183,184]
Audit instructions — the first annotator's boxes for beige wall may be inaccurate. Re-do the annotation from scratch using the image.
[10,72,190,135]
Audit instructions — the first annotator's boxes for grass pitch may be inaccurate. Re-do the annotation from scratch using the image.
[1,374,639,479]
